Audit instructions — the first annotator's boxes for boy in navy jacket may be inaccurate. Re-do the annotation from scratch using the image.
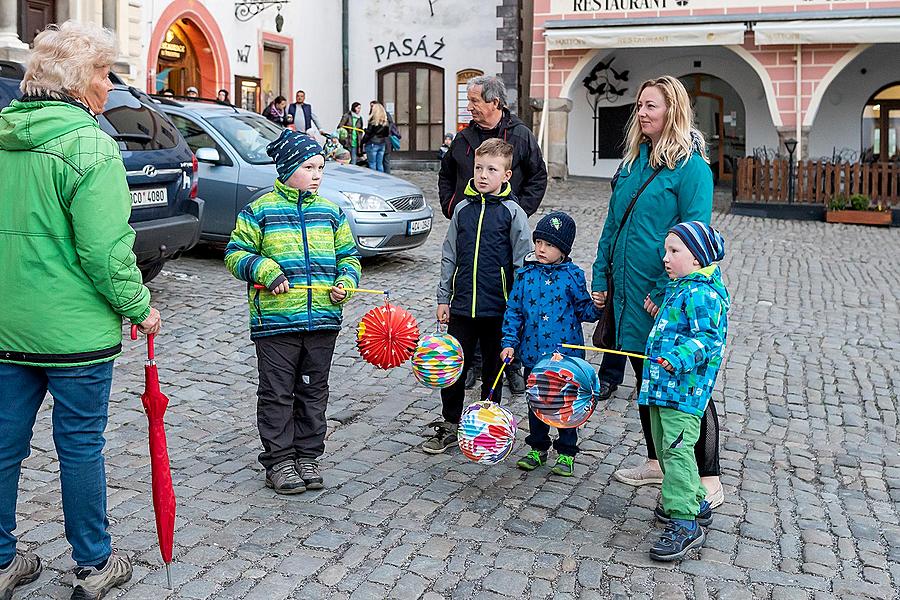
[423,139,532,454]
[501,211,600,476]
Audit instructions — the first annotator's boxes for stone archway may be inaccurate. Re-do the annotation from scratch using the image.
[146,0,230,97]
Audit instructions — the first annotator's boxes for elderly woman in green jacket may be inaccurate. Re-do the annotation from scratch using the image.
[0,22,159,600]
[591,76,723,507]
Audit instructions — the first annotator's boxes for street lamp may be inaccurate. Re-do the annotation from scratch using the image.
[785,138,797,204]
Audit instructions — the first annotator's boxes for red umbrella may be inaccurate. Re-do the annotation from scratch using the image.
[130,326,176,589]
[356,302,420,369]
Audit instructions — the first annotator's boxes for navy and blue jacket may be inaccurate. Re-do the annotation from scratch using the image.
[437,180,532,318]
[501,257,601,369]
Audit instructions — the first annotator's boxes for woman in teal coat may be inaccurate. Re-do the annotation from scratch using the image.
[591,76,723,506]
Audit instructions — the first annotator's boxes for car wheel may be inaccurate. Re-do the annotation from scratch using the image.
[140,260,165,283]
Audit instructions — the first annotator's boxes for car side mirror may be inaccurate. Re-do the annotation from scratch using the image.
[195,147,221,164]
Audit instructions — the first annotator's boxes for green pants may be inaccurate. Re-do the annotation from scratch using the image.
[649,406,708,521]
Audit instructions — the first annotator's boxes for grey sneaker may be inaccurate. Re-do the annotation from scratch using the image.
[265,460,306,494]
[295,460,324,490]
[71,550,132,600]
[0,552,41,600]
[423,420,457,454]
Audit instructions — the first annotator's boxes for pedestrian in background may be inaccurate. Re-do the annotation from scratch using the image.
[185,85,198,98]
[0,21,161,600]
[287,90,321,133]
[338,101,364,164]
[438,75,547,395]
[642,221,729,562]
[216,88,230,104]
[424,139,532,454]
[263,95,290,127]
[501,211,600,477]
[363,102,389,172]
[590,76,723,508]
[225,130,361,495]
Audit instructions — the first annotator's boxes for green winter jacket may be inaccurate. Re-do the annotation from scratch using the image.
[0,99,151,367]
[591,142,712,352]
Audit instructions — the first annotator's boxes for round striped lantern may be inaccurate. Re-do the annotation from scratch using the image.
[411,333,464,388]
[457,401,517,464]
[526,354,601,428]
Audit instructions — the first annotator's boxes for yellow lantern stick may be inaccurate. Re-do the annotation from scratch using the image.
[486,356,511,402]
[560,343,663,363]
[253,283,388,295]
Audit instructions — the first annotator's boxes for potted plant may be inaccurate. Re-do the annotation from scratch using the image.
[826,194,892,226]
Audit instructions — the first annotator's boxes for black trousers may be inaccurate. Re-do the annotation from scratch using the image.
[523,368,579,456]
[469,343,523,378]
[441,315,504,424]
[254,330,338,468]
[600,353,721,477]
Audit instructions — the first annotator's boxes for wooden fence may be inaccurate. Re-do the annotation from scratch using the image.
[735,158,900,206]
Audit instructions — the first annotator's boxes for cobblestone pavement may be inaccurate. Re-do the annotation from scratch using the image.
[14,171,900,600]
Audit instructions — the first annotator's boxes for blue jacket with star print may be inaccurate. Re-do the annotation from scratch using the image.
[501,256,601,369]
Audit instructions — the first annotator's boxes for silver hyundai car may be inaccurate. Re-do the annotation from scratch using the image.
[156,98,432,256]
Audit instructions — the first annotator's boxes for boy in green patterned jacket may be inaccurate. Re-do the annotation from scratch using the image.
[640,221,729,562]
[225,130,361,494]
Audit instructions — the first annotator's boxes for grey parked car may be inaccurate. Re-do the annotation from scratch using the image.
[155,98,432,256]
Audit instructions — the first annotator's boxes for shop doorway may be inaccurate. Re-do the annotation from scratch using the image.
[862,83,900,163]
[261,46,285,109]
[679,74,746,183]
[155,18,217,97]
[378,63,444,159]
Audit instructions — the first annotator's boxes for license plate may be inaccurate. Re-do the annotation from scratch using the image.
[408,217,431,235]
[131,187,168,208]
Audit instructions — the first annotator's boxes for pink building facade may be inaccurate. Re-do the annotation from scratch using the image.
[530,0,900,179]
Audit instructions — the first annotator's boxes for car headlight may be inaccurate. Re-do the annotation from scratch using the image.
[342,191,394,212]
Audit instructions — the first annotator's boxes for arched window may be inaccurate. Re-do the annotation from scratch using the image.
[862,83,900,162]
[378,63,444,158]
[456,69,483,132]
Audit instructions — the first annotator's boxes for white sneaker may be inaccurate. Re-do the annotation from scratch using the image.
[0,552,41,600]
[71,550,132,600]
[613,461,664,486]
[705,483,725,508]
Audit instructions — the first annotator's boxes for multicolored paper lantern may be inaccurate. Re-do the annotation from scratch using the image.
[458,401,517,464]
[526,354,601,428]
[411,333,464,388]
[356,303,420,369]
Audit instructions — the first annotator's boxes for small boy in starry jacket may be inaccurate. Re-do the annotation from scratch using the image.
[500,211,600,477]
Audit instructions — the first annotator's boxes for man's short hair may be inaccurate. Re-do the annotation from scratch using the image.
[467,75,508,109]
[475,138,513,171]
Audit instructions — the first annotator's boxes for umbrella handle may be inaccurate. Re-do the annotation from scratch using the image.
[130,325,155,361]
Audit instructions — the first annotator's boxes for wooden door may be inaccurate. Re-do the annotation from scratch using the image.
[19,0,56,44]
[378,63,444,159]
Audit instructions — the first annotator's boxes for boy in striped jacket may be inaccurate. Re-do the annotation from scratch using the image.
[225,130,361,494]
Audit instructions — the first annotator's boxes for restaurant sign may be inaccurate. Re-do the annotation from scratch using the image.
[551,0,860,13]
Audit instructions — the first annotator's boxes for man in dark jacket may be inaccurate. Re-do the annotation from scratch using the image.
[287,90,321,132]
[438,75,547,393]
[438,75,547,219]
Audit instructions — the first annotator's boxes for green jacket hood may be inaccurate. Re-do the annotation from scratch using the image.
[463,179,512,203]
[675,264,730,310]
[0,99,97,151]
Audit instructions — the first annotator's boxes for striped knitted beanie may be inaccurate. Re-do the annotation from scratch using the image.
[266,129,323,182]
[668,221,725,267]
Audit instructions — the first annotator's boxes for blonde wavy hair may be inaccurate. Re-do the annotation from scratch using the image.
[368,102,388,126]
[622,76,708,170]
[21,21,117,99]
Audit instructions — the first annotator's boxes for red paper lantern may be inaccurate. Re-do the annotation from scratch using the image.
[356,303,420,369]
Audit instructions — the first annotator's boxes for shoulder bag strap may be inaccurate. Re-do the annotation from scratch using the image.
[609,165,664,259]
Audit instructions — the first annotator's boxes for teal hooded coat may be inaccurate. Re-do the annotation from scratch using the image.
[591,141,713,352]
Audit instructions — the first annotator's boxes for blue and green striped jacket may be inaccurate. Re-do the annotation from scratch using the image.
[225,179,362,339]
[638,264,730,417]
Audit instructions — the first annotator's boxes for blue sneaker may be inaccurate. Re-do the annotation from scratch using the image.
[650,519,706,562]
[655,499,713,527]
